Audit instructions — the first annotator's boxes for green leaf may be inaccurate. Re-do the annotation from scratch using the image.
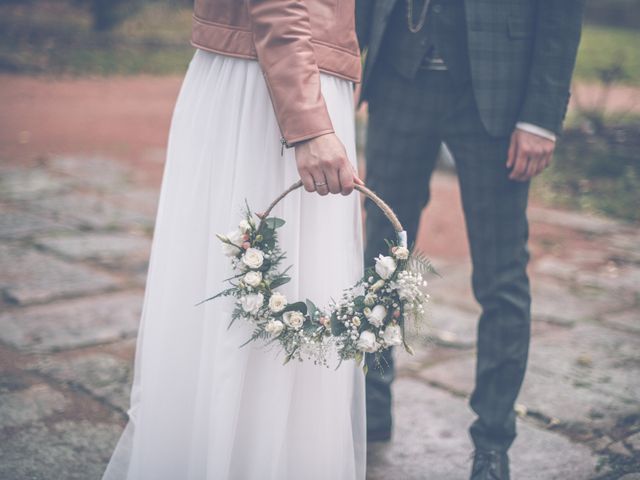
[330,312,346,336]
[409,250,440,277]
[264,217,286,229]
[355,351,364,365]
[305,299,318,318]
[283,301,307,315]
[195,287,235,306]
[269,275,291,289]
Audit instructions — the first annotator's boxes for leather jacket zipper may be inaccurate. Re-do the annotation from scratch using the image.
[261,69,291,157]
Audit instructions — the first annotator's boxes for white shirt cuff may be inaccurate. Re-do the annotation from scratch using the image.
[516,122,557,142]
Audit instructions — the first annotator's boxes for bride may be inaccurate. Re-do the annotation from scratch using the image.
[103,0,366,479]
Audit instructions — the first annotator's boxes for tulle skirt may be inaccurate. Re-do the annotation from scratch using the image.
[102,50,366,479]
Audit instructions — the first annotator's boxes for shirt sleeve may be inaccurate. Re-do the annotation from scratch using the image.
[515,122,557,142]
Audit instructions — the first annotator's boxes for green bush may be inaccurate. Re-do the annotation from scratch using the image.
[94,0,143,31]
[534,120,640,223]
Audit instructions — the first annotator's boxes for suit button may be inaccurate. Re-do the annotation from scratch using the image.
[433,4,442,13]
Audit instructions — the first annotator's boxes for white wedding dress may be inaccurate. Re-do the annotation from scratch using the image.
[102,50,366,479]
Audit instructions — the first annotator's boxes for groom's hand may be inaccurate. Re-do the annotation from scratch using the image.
[506,129,555,182]
[295,133,364,196]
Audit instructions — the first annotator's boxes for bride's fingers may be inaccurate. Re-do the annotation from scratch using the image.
[338,166,355,195]
[299,170,316,193]
[324,167,342,195]
[310,167,329,196]
[352,165,365,186]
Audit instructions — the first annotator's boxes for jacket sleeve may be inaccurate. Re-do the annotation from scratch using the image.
[246,0,334,146]
[518,0,585,135]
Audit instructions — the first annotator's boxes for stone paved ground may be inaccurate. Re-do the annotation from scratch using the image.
[0,156,638,480]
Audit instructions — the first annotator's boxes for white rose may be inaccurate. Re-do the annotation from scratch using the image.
[241,247,264,269]
[375,255,397,280]
[240,293,264,314]
[243,271,262,287]
[268,292,288,313]
[364,293,377,307]
[382,324,403,346]
[265,319,284,336]
[392,246,410,260]
[370,279,385,292]
[282,310,305,330]
[365,304,387,328]
[218,229,243,257]
[238,219,252,233]
[356,331,379,353]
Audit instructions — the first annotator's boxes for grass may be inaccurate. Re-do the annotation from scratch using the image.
[0,1,194,75]
[1,2,640,83]
[575,24,640,86]
[531,119,640,223]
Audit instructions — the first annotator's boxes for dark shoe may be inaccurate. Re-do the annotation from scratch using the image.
[470,449,510,480]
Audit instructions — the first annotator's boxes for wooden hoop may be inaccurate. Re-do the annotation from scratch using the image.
[258,180,406,244]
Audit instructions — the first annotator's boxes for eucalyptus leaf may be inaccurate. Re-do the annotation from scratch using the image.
[264,217,286,229]
[330,312,346,336]
[305,299,318,318]
[269,275,291,289]
[283,301,307,315]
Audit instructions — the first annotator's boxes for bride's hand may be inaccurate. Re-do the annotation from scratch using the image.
[294,133,364,196]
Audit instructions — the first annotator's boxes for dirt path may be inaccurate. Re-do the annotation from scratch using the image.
[0,74,184,184]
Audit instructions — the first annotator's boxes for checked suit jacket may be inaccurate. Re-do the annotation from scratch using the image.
[356,0,584,137]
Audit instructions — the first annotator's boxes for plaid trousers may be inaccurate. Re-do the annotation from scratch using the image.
[364,61,532,452]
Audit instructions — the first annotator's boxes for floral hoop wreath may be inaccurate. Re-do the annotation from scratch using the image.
[202,180,434,370]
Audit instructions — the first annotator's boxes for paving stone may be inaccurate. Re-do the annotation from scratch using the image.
[0,371,31,394]
[619,474,640,480]
[609,232,640,263]
[602,309,640,334]
[47,155,131,191]
[31,352,133,412]
[0,204,70,239]
[0,244,121,305]
[529,207,624,236]
[427,261,480,313]
[0,384,68,428]
[533,256,580,281]
[24,191,154,231]
[527,323,640,407]
[418,323,640,431]
[34,231,150,272]
[627,431,640,452]
[367,377,597,480]
[0,420,121,480]
[0,291,142,352]
[108,188,160,218]
[576,265,640,294]
[0,168,75,201]
[423,301,478,349]
[531,278,633,326]
[608,441,633,457]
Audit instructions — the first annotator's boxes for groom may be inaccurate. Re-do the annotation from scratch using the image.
[356,1,583,478]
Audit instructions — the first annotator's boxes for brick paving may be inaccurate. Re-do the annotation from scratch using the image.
[0,156,638,479]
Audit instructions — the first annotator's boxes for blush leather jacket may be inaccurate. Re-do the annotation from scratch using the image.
[191,0,360,146]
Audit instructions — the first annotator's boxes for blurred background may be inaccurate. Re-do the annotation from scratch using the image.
[0,1,638,479]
